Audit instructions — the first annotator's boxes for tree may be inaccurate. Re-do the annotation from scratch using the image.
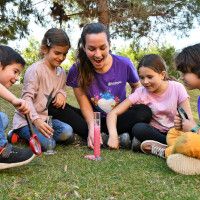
[50,0,200,39]
[116,44,178,78]
[2,0,200,44]
[0,0,44,44]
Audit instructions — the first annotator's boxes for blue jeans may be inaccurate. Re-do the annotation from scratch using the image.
[16,119,73,151]
[0,112,9,147]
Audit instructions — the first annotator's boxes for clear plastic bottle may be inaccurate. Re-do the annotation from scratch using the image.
[44,116,56,155]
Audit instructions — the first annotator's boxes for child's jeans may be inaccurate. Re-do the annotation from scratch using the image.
[165,128,200,159]
[15,119,73,151]
[0,112,9,148]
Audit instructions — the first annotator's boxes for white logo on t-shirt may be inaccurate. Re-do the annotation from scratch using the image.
[108,81,122,86]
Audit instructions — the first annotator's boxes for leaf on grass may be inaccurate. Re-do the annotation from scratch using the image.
[72,185,79,189]
[64,165,68,172]
[74,190,81,198]
[108,197,115,200]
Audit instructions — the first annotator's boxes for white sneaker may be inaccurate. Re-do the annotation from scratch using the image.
[167,154,200,175]
[140,140,167,158]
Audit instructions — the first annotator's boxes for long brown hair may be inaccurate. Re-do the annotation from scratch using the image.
[76,22,110,91]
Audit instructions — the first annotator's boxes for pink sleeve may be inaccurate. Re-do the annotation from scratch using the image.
[56,69,67,98]
[22,67,40,122]
[128,87,141,104]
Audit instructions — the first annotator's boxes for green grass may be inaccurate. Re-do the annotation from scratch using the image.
[0,85,200,200]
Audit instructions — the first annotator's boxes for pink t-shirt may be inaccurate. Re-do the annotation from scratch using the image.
[128,81,189,133]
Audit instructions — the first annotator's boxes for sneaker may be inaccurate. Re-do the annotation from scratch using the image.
[7,130,19,144]
[167,154,200,175]
[140,140,167,158]
[101,132,109,148]
[0,143,35,170]
[7,130,26,144]
[131,137,141,152]
[119,133,131,149]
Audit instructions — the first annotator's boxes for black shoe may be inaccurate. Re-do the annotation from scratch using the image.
[101,132,109,148]
[119,133,131,149]
[131,137,141,152]
[0,143,35,170]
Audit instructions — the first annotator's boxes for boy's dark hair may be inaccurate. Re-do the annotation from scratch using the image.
[0,45,26,69]
[175,43,200,78]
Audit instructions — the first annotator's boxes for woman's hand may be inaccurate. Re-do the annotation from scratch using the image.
[87,128,103,149]
[12,98,30,114]
[33,118,54,138]
[87,126,94,149]
[53,93,66,109]
[107,134,119,149]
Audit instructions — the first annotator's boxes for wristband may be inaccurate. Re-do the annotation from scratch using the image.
[191,124,200,133]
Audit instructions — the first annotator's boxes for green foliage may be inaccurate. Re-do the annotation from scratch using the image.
[0,0,44,44]
[50,0,200,40]
[61,48,76,72]
[2,0,200,44]
[116,44,178,79]
[21,38,40,82]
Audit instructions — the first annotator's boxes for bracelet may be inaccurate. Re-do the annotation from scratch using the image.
[191,124,200,133]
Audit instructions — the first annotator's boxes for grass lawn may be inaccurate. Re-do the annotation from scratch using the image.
[0,85,200,200]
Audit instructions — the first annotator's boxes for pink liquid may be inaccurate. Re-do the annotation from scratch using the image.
[94,125,101,158]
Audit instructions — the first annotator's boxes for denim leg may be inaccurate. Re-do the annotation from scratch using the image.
[0,112,9,147]
[52,119,73,143]
[16,125,56,151]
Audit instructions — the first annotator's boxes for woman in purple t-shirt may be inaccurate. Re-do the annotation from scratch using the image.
[48,22,152,149]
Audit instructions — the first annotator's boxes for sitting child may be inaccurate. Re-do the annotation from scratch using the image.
[12,28,74,152]
[141,43,200,175]
[107,54,191,150]
[0,45,34,170]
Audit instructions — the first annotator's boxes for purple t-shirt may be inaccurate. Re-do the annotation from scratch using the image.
[67,54,139,116]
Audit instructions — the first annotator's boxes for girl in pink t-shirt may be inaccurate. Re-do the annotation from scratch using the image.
[107,54,192,150]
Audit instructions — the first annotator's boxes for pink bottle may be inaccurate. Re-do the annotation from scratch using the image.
[94,124,101,158]
[84,112,102,161]
[94,113,101,158]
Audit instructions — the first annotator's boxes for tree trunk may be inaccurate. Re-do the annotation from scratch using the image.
[97,0,110,28]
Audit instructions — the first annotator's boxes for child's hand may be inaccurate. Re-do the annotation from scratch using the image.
[52,93,66,109]
[182,119,197,132]
[174,114,182,130]
[33,118,54,138]
[107,134,119,149]
[12,98,30,114]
